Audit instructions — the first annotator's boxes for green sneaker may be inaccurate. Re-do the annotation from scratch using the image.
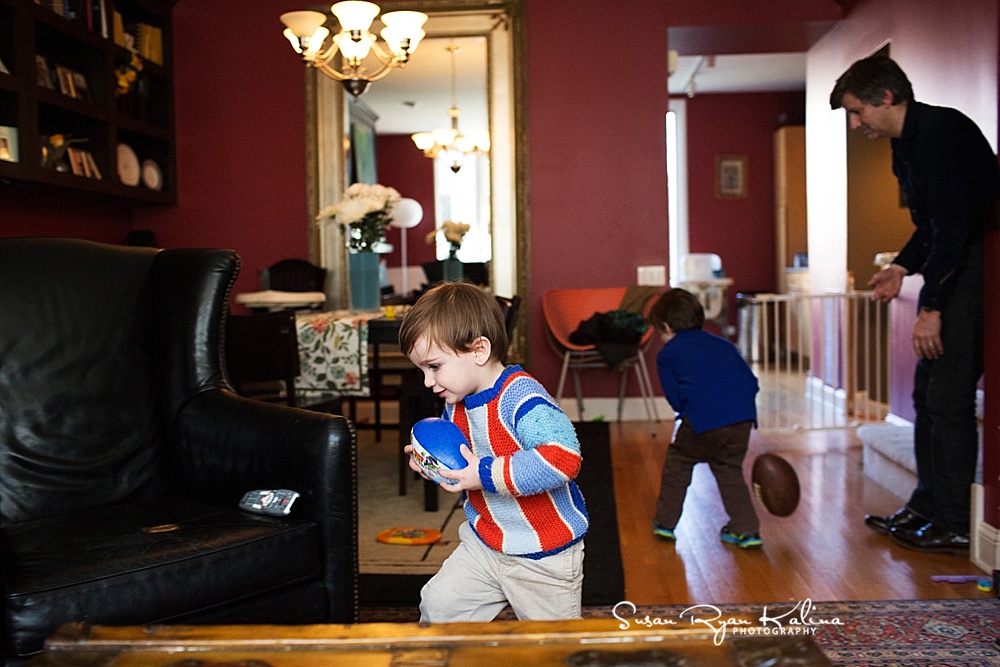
[652,520,676,541]
[720,526,763,549]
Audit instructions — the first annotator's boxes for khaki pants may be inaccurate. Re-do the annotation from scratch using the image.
[419,521,585,622]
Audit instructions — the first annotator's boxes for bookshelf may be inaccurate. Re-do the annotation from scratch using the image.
[0,0,175,204]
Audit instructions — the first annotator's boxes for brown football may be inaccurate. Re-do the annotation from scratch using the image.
[751,453,800,517]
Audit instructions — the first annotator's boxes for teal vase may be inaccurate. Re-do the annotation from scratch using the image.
[349,252,381,311]
[442,254,463,282]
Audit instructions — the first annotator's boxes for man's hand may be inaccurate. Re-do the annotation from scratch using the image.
[912,308,943,359]
[868,264,906,302]
[437,445,483,493]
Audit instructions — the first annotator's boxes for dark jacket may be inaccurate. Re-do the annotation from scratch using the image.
[891,101,1000,311]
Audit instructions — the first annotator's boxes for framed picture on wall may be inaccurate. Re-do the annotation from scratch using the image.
[715,154,748,198]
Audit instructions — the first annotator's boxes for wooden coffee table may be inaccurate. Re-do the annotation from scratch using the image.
[29,617,830,666]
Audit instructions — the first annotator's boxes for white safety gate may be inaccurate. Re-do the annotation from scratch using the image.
[736,292,890,432]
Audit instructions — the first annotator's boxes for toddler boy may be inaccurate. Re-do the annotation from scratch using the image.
[649,288,761,548]
[398,282,588,621]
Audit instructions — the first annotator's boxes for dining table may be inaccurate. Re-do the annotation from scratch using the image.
[293,307,443,511]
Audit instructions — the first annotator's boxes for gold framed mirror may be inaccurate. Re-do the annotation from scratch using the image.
[303,0,530,361]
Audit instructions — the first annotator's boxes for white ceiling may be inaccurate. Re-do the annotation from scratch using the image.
[355,4,809,137]
[669,53,806,96]
[362,35,489,136]
[363,49,805,135]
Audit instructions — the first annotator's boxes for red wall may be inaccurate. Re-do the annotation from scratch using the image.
[375,134,437,269]
[134,0,312,298]
[524,0,670,395]
[684,91,806,324]
[3,186,132,242]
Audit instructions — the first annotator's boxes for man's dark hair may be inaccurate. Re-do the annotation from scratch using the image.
[648,288,704,333]
[830,55,914,109]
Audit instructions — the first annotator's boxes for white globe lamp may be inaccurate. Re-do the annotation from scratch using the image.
[390,198,424,296]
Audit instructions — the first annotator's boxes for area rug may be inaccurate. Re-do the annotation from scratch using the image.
[359,597,1000,665]
[358,420,625,608]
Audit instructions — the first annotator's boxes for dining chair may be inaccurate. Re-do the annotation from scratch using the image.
[347,318,409,442]
[542,287,659,426]
[494,294,521,360]
[260,258,327,293]
[225,310,341,413]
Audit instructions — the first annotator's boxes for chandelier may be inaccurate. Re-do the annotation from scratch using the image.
[280,1,428,97]
[410,45,490,173]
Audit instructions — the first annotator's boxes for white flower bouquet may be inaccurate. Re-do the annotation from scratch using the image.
[317,183,401,252]
[426,220,471,256]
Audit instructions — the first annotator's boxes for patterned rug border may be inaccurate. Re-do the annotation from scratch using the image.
[360,597,1000,666]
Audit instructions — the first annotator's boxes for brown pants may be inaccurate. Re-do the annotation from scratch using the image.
[655,419,759,535]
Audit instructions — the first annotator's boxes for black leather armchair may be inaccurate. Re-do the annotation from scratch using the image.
[0,238,358,663]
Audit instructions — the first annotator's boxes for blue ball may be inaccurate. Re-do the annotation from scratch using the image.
[410,418,469,486]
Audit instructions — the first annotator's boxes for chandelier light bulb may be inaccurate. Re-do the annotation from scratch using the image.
[411,133,436,152]
[330,1,379,33]
[380,11,427,56]
[280,11,329,56]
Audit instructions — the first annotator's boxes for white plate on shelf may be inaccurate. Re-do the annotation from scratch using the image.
[117,143,140,186]
[141,159,162,191]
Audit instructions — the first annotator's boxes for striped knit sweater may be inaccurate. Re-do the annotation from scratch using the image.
[444,364,589,559]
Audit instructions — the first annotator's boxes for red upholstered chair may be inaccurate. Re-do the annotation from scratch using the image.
[542,287,659,425]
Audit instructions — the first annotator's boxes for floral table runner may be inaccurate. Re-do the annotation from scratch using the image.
[294,310,373,397]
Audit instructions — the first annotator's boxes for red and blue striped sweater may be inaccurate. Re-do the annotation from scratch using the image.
[444,365,589,559]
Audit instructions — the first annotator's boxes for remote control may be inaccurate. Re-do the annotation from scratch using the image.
[238,489,300,516]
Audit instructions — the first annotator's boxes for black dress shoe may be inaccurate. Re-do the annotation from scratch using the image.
[864,507,926,535]
[891,523,970,554]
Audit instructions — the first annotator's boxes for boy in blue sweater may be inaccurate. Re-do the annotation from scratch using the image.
[399,282,588,622]
[649,288,762,549]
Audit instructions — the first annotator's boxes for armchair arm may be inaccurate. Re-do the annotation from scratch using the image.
[168,389,358,622]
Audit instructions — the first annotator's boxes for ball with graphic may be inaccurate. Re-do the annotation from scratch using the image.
[410,418,469,486]
[751,453,800,516]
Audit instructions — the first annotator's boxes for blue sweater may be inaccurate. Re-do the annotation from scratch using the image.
[445,365,589,559]
[656,329,758,434]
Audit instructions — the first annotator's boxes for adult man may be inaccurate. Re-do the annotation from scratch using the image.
[830,56,1000,553]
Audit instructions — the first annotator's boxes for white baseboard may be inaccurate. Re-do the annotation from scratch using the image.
[556,396,675,425]
[971,483,1000,573]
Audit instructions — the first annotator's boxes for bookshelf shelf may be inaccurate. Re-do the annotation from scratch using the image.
[0,0,175,204]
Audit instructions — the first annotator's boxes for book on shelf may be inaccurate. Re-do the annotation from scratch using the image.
[72,71,90,102]
[0,126,19,163]
[55,65,77,98]
[112,10,124,47]
[84,151,102,179]
[97,0,108,38]
[35,55,55,90]
[138,24,164,65]
[67,146,86,176]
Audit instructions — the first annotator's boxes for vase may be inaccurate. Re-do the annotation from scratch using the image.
[442,254,463,283]
[348,252,381,311]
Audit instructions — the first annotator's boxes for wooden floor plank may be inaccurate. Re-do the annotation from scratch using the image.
[609,421,990,605]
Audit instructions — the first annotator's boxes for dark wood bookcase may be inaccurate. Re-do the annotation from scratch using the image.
[0,0,176,204]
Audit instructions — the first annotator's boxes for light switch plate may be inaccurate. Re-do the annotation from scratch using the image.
[637,265,667,286]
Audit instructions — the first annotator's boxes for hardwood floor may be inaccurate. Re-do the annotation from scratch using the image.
[610,421,990,606]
